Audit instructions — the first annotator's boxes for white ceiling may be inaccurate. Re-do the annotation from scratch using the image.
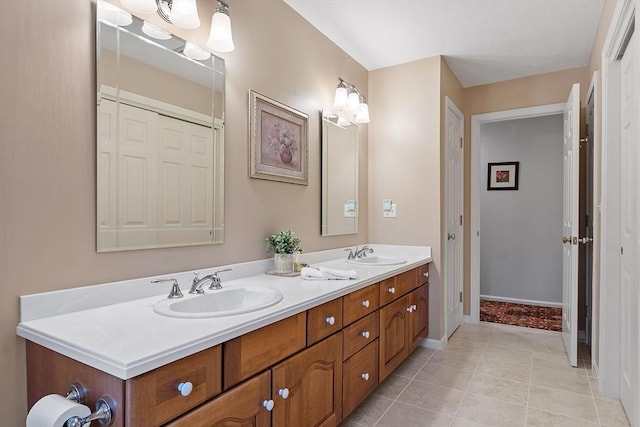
[283,0,605,87]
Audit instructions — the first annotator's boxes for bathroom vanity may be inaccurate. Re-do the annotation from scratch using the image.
[18,246,431,426]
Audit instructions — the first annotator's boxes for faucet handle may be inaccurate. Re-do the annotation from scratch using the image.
[213,268,232,277]
[209,268,231,290]
[344,248,356,260]
[151,278,184,299]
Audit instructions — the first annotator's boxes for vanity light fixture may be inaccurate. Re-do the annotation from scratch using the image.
[332,78,370,124]
[119,0,235,52]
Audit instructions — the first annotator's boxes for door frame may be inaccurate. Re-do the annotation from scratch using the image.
[599,0,636,398]
[470,103,564,323]
[444,96,464,338]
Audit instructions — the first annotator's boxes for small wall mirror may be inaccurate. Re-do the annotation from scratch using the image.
[321,111,359,236]
[96,2,224,251]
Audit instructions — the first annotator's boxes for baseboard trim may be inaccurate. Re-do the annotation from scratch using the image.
[480,294,562,308]
[422,336,447,350]
[464,315,476,324]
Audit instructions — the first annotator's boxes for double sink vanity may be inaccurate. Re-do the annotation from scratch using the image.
[18,245,431,426]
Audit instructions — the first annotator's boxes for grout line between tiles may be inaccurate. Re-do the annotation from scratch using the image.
[447,340,487,426]
[523,357,533,427]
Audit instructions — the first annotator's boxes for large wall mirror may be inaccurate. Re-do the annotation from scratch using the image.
[96,2,225,252]
[321,112,359,236]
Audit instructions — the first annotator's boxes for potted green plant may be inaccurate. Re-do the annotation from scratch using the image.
[266,229,301,273]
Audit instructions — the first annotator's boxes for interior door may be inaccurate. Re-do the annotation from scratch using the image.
[619,32,638,427]
[562,83,580,367]
[445,97,464,338]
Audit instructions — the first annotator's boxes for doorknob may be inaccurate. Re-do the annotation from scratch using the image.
[447,233,456,240]
[562,236,572,244]
[578,237,594,244]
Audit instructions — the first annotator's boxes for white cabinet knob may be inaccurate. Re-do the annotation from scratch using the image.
[177,382,193,397]
[361,331,370,339]
[412,304,417,311]
[361,373,370,381]
[361,300,370,308]
[325,316,336,325]
[278,388,290,399]
[387,287,396,294]
[423,272,429,278]
[406,306,413,313]
[262,400,275,411]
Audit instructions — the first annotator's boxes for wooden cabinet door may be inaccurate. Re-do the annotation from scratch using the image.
[272,333,342,427]
[379,295,410,381]
[408,284,429,352]
[166,371,271,427]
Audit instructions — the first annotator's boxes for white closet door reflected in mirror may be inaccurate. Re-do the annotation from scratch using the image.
[96,2,224,251]
[321,112,359,236]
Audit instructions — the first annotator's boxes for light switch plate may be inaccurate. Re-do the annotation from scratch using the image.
[383,203,397,218]
[382,199,392,211]
[344,204,356,217]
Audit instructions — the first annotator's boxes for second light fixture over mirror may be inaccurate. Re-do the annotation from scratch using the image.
[332,78,370,124]
[120,0,235,52]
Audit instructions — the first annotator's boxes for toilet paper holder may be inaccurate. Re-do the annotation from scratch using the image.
[64,383,114,426]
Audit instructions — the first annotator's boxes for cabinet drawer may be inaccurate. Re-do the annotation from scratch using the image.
[343,284,379,325]
[379,277,397,305]
[224,312,306,389]
[307,298,343,346]
[396,268,419,296]
[126,345,222,426]
[343,340,379,417]
[419,264,429,285]
[343,311,379,361]
[166,371,271,427]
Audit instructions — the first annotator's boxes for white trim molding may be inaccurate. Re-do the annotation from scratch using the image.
[470,103,565,324]
[480,294,562,308]
[421,336,447,350]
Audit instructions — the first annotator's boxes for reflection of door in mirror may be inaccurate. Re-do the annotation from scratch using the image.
[321,112,359,236]
[96,6,224,252]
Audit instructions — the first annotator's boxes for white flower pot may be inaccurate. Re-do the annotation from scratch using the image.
[274,253,294,273]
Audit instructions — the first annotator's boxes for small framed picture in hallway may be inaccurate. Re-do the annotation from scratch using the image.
[487,161,519,190]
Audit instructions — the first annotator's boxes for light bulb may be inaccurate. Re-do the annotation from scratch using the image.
[333,82,348,111]
[120,0,156,14]
[142,21,172,40]
[184,42,211,60]
[347,90,360,111]
[355,102,370,124]
[169,0,200,29]
[207,7,235,52]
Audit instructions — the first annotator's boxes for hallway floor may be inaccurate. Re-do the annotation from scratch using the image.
[341,322,630,427]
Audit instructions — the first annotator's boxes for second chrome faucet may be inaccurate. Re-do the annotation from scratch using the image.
[189,268,232,294]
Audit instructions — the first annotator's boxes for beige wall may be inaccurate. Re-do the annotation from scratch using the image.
[461,66,589,314]
[368,56,444,339]
[0,0,368,423]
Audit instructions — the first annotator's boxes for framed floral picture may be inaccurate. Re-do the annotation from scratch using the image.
[487,161,519,190]
[249,91,309,185]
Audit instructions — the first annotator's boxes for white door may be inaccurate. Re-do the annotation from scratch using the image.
[619,33,638,427]
[562,83,580,367]
[445,97,464,337]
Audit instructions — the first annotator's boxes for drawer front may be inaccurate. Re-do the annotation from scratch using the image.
[224,312,306,390]
[343,311,379,361]
[343,340,379,417]
[379,277,398,305]
[419,263,429,285]
[395,268,419,297]
[307,298,343,346]
[126,345,222,426]
[343,284,379,325]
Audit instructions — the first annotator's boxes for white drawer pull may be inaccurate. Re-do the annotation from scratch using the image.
[177,382,193,397]
[361,331,370,339]
[361,373,370,381]
[361,300,370,308]
[423,272,429,278]
[278,388,290,399]
[387,287,396,294]
[262,400,275,411]
[325,316,336,325]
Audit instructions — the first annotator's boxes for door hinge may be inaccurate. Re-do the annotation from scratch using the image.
[621,246,624,255]
[459,291,463,303]
[459,137,463,149]
[459,215,463,226]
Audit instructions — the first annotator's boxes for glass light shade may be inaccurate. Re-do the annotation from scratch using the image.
[142,21,172,40]
[169,0,200,29]
[355,102,370,124]
[98,1,132,26]
[333,86,348,111]
[183,42,211,60]
[347,91,360,111]
[337,116,351,127]
[120,0,157,14]
[207,11,235,52]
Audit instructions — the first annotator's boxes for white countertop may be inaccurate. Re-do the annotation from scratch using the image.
[17,245,431,380]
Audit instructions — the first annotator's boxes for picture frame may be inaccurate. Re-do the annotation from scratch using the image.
[249,90,309,185]
[487,161,519,190]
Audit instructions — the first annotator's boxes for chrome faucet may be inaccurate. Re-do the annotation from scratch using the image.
[354,245,374,258]
[151,278,184,299]
[190,268,232,294]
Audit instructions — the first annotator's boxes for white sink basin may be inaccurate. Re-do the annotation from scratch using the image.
[154,287,284,319]
[346,256,407,266]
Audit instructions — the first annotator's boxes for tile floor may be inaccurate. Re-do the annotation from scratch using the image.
[341,322,631,427]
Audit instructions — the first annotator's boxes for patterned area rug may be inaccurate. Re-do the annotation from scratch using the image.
[480,300,562,331]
